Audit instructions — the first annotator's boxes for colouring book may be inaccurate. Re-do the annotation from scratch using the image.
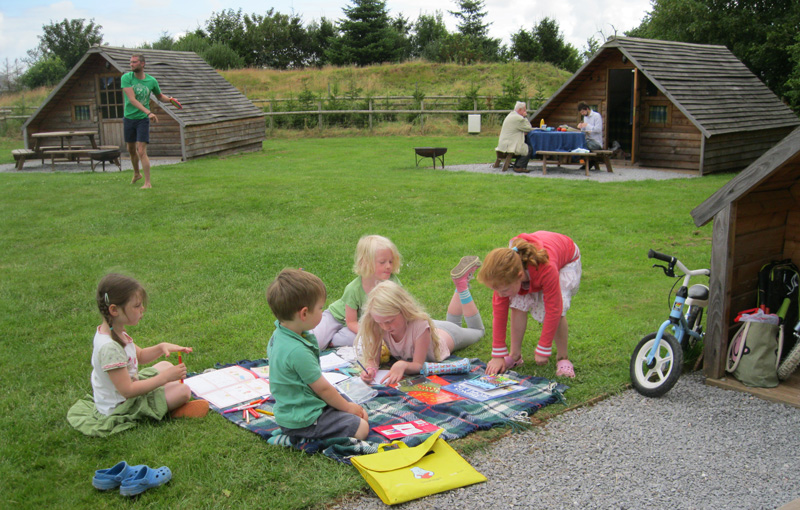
[392,375,467,405]
[372,420,441,440]
[442,380,527,402]
[464,374,519,390]
[185,365,270,409]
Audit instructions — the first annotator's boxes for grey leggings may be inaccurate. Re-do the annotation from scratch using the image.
[434,312,485,351]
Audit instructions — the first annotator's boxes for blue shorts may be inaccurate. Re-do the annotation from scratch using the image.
[123,117,150,144]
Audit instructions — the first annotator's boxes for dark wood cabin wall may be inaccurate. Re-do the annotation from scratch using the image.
[637,87,701,171]
[703,127,798,175]
[184,118,265,159]
[534,50,630,134]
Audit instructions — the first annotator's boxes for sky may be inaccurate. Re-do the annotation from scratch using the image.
[0,0,654,70]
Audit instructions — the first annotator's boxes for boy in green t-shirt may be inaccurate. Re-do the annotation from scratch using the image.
[266,269,369,441]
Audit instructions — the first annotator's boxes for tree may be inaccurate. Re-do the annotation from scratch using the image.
[306,18,337,67]
[21,55,67,88]
[201,43,245,70]
[447,0,501,62]
[411,12,449,60]
[326,0,404,66]
[511,17,581,71]
[141,32,175,50]
[173,33,211,54]
[203,9,250,64]
[30,18,102,71]
[626,0,800,104]
[243,10,310,68]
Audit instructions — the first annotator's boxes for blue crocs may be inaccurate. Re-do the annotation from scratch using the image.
[119,465,172,497]
[92,461,145,491]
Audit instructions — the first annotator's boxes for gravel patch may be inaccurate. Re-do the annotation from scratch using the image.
[0,157,182,174]
[335,373,800,510]
[440,162,699,182]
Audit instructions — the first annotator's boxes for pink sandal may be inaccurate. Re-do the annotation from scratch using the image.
[555,359,575,378]
[504,355,524,369]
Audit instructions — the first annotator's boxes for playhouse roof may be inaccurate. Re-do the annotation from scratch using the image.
[537,37,799,138]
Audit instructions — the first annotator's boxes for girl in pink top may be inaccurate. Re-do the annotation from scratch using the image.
[358,257,485,385]
[478,231,581,378]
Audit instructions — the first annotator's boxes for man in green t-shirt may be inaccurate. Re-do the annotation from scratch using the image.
[122,54,177,189]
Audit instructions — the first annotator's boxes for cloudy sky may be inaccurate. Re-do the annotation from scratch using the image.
[1,0,653,68]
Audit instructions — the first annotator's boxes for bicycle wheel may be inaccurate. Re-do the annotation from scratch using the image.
[630,332,683,397]
[683,306,703,353]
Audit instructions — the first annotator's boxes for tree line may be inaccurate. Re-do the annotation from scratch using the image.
[4,0,800,113]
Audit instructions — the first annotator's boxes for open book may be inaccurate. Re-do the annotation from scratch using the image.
[184,365,270,409]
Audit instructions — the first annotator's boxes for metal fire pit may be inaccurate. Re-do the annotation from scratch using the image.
[414,147,447,168]
[90,149,122,172]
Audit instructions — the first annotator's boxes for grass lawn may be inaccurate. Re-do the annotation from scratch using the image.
[0,133,733,508]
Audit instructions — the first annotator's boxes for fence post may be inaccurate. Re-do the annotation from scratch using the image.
[268,101,274,131]
[420,99,425,133]
[369,99,373,132]
[318,101,323,133]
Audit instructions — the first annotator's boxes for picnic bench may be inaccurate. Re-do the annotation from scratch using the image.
[12,149,36,170]
[537,150,614,176]
[492,151,515,172]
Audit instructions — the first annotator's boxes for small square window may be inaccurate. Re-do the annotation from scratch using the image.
[74,104,91,121]
[649,105,668,124]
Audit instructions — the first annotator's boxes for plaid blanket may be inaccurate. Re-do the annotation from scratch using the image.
[203,357,568,463]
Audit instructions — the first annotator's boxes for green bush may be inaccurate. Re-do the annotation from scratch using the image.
[21,56,67,88]
[201,43,245,70]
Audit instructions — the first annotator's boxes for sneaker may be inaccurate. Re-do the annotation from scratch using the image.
[451,256,481,280]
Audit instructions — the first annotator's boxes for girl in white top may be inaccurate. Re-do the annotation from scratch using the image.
[358,257,484,385]
[67,273,207,436]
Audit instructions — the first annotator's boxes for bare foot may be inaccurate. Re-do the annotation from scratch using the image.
[131,173,142,184]
[140,183,152,189]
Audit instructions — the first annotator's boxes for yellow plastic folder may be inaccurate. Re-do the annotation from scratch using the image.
[350,429,486,505]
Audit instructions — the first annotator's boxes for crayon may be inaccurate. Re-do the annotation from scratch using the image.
[256,409,274,416]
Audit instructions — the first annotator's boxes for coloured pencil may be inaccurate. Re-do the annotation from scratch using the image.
[256,409,274,416]
[178,353,183,383]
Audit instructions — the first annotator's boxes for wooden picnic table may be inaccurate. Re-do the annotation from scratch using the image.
[31,130,99,151]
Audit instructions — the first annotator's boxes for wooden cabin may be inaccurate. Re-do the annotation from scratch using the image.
[691,126,800,407]
[532,37,799,175]
[22,46,265,160]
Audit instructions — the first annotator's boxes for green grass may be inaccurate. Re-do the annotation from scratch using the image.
[0,134,733,508]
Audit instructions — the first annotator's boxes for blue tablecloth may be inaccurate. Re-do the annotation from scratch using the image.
[526,130,586,153]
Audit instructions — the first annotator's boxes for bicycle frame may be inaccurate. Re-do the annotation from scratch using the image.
[646,261,710,366]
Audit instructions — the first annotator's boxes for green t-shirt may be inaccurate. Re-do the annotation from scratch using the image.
[121,72,162,120]
[266,320,325,429]
[327,274,402,323]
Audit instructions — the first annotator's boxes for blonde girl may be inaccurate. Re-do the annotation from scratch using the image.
[479,231,581,378]
[359,256,484,385]
[67,273,207,437]
[312,235,402,349]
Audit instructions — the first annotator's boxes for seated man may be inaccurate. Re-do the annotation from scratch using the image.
[496,101,534,173]
[577,101,603,170]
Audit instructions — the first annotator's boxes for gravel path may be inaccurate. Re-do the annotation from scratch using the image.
[0,157,181,174]
[440,162,699,182]
[335,373,800,510]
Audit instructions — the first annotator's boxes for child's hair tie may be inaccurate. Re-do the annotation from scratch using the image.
[104,292,110,305]
[511,246,519,252]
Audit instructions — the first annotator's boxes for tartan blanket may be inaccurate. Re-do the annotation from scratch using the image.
[202,357,568,464]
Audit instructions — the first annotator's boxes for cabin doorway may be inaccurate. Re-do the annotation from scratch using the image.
[607,69,634,157]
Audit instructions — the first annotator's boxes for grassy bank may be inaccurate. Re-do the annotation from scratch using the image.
[0,134,732,508]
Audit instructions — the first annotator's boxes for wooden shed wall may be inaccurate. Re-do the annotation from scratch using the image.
[702,127,798,175]
[184,117,265,159]
[707,156,800,377]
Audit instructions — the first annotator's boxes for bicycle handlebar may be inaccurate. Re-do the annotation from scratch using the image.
[648,249,710,279]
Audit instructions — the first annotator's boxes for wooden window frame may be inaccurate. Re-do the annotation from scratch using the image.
[644,101,671,127]
[97,74,125,120]
[72,102,93,122]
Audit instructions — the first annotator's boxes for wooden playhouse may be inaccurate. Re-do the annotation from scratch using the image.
[531,37,799,174]
[22,46,265,160]
[691,126,800,406]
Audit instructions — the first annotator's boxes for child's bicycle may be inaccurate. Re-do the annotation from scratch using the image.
[630,249,710,397]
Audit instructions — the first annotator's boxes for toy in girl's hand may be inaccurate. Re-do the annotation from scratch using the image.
[169,98,183,109]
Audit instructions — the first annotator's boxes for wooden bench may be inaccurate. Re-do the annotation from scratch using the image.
[493,151,515,172]
[43,148,94,170]
[537,150,614,176]
[12,149,35,170]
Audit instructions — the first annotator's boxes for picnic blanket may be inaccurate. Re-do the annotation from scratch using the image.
[200,357,568,464]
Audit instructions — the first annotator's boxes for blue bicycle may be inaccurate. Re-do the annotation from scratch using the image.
[630,250,710,397]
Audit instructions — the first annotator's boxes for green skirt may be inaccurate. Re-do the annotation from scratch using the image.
[67,367,168,437]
